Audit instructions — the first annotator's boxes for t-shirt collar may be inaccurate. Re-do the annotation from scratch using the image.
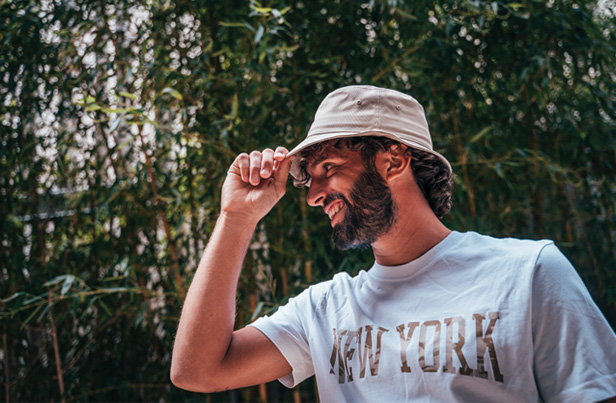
[368,231,463,282]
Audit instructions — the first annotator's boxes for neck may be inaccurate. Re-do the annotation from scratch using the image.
[371,188,451,267]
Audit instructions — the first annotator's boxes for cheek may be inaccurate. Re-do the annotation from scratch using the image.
[331,171,361,191]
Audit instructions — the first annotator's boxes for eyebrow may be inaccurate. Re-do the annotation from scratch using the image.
[310,154,331,170]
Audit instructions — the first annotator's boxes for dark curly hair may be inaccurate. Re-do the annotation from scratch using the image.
[294,136,453,219]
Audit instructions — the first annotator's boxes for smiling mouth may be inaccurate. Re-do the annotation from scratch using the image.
[328,204,342,220]
[325,200,345,221]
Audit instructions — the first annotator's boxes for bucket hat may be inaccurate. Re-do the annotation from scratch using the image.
[288,85,451,179]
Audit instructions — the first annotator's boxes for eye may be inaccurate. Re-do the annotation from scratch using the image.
[323,163,337,175]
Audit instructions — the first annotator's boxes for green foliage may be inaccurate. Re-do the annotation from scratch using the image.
[1,0,615,401]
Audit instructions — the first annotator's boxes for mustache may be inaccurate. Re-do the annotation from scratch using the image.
[323,192,350,208]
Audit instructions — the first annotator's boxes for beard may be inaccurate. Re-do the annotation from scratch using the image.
[328,165,396,250]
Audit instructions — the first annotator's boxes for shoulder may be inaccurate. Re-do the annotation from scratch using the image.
[309,270,367,292]
[293,270,368,312]
[458,230,553,250]
[529,243,616,401]
[530,242,603,317]
[451,231,556,265]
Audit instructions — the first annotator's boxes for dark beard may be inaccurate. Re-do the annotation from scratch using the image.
[329,165,396,250]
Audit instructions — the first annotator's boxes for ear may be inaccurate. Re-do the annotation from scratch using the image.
[380,144,411,182]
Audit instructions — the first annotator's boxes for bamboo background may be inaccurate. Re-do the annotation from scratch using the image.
[1,0,615,401]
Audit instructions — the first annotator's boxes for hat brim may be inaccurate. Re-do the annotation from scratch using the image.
[288,130,451,181]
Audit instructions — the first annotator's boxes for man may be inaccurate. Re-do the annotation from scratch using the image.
[171,85,616,401]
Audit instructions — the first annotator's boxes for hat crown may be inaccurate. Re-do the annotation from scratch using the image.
[307,85,433,151]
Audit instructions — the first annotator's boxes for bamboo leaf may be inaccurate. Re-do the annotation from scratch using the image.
[161,87,183,101]
[61,275,75,296]
[250,301,264,322]
[469,126,493,144]
[44,275,70,288]
[254,24,265,43]
[220,21,251,30]
[135,301,148,326]
[109,117,121,132]
[21,304,44,328]
[97,299,112,316]
[2,291,26,304]
[119,91,137,100]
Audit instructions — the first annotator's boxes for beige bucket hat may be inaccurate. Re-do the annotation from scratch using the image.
[288,85,451,179]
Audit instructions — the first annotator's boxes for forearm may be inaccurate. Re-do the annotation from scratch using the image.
[171,212,258,381]
[171,147,292,391]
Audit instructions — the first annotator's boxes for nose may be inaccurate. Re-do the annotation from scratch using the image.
[307,177,327,207]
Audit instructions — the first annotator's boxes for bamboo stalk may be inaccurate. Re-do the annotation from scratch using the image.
[136,125,185,297]
[277,207,290,297]
[247,283,268,401]
[520,80,546,238]
[527,126,545,237]
[300,192,313,283]
[563,184,600,286]
[48,292,65,403]
[3,329,9,403]
[259,383,268,402]
[280,267,289,296]
[450,104,477,221]
[185,153,200,272]
[304,261,313,284]
[29,174,46,264]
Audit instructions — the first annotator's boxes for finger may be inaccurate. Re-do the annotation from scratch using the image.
[272,147,289,170]
[260,148,275,178]
[235,153,250,182]
[249,151,262,186]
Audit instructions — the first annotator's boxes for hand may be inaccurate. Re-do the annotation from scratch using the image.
[221,147,293,224]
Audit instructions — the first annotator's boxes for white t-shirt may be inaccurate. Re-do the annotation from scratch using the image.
[250,231,616,402]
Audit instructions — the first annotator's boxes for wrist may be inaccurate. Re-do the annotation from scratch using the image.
[218,210,260,232]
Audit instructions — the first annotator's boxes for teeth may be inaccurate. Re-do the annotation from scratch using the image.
[328,204,342,219]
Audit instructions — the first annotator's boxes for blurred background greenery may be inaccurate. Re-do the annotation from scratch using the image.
[1,0,615,401]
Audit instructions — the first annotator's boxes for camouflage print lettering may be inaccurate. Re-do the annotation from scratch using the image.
[329,312,504,385]
[329,328,338,376]
[473,312,504,383]
[443,316,472,376]
[358,325,389,378]
[419,320,441,372]
[342,330,358,382]
[329,328,348,384]
[330,325,389,384]
[356,327,367,378]
[396,322,420,373]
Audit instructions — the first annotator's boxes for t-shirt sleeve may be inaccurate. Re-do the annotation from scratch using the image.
[531,243,616,402]
[249,286,319,388]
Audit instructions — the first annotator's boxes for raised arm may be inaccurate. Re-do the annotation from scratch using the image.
[170,147,293,393]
